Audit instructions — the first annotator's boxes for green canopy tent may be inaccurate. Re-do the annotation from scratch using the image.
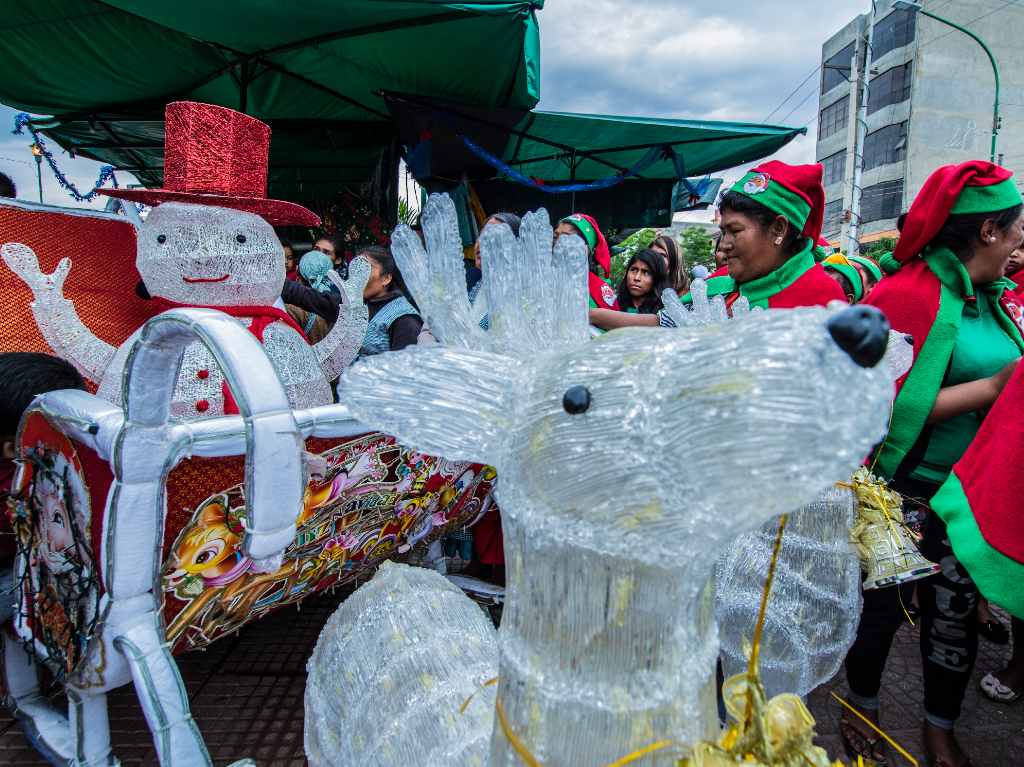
[0,0,544,212]
[0,1,806,229]
[386,94,805,227]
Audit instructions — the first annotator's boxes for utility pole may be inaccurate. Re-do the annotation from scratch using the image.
[846,1,876,258]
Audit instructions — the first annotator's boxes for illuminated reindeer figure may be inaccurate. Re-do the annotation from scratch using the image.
[306,195,896,765]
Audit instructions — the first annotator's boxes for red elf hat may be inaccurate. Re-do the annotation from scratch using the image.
[102,101,320,227]
[893,160,1021,263]
[730,160,826,243]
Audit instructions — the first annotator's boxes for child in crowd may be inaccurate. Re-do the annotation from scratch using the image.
[649,234,690,296]
[616,249,668,314]
[0,352,86,623]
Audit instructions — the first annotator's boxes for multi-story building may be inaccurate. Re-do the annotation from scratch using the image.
[816,0,1024,250]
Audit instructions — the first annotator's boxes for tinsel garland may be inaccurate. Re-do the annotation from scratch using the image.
[13,112,119,203]
[460,133,713,200]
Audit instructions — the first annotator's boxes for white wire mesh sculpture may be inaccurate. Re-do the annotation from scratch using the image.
[716,486,861,699]
[2,203,369,419]
[305,562,498,766]
[308,194,895,765]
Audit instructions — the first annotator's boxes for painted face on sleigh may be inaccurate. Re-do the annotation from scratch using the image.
[137,202,284,306]
[34,452,90,576]
[166,499,250,587]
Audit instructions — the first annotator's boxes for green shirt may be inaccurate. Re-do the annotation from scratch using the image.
[910,289,1022,484]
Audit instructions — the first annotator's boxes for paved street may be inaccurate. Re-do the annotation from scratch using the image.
[2,593,1022,765]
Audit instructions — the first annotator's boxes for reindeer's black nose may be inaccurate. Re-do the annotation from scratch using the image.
[827,305,890,368]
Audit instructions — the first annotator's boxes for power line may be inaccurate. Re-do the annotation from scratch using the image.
[779,86,820,124]
[762,64,822,122]
[915,0,1019,53]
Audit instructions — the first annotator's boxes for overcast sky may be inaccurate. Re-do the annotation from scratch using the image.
[0,1,868,215]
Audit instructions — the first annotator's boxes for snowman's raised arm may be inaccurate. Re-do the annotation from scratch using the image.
[1,242,115,382]
[312,256,371,380]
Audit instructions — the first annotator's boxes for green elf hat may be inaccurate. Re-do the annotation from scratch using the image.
[894,160,1023,263]
[847,254,884,283]
[822,254,865,302]
[730,160,826,243]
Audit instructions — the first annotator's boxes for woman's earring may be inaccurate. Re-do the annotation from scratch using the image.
[774,236,783,246]
[989,236,998,242]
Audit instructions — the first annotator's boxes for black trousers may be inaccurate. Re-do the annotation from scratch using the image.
[844,476,979,724]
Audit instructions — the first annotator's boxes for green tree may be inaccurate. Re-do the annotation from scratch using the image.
[862,237,897,259]
[680,227,715,269]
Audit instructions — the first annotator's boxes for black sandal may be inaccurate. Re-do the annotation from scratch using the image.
[978,618,1010,645]
[840,712,889,767]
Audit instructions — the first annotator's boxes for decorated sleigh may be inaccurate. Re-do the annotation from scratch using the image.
[0,197,496,765]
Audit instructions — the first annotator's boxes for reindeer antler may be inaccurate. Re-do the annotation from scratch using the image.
[480,208,589,356]
[391,193,590,357]
[390,195,486,350]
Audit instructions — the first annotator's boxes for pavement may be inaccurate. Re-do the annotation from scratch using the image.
[2,593,1022,765]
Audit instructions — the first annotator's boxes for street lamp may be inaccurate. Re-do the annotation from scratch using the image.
[893,0,1000,163]
[30,142,43,203]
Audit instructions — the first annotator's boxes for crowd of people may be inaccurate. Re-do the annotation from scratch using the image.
[3,150,1024,767]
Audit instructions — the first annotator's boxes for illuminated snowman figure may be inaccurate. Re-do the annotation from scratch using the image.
[2,102,367,419]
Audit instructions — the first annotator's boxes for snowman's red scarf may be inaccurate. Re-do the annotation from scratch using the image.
[148,298,308,414]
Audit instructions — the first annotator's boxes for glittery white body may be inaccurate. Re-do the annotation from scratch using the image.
[305,195,895,765]
[2,203,368,418]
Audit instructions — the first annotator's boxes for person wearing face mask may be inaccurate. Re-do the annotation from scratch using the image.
[588,161,844,330]
[841,161,1024,767]
[282,245,423,356]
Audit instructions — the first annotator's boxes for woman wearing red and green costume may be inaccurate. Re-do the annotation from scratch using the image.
[554,213,620,310]
[588,160,844,330]
[841,161,1024,767]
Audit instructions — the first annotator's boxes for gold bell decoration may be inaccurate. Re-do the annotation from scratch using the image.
[844,468,940,590]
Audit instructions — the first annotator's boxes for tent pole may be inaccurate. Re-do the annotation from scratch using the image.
[239,60,250,114]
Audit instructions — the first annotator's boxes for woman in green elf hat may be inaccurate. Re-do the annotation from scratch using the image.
[553,213,620,310]
[587,160,845,330]
[841,160,1024,767]
[823,254,866,303]
[848,254,884,298]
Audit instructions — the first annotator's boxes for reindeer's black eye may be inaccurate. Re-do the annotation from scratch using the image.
[562,385,591,415]
[156,234,167,244]
[236,234,247,244]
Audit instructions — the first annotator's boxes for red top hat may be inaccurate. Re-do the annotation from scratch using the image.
[102,102,319,227]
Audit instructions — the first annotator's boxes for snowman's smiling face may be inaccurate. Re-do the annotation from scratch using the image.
[137,202,284,306]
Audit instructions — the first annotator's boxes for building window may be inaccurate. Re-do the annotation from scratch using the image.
[860,179,903,223]
[863,122,907,170]
[867,62,912,114]
[819,96,850,140]
[820,151,847,186]
[823,199,844,236]
[873,9,916,60]
[822,42,856,94]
